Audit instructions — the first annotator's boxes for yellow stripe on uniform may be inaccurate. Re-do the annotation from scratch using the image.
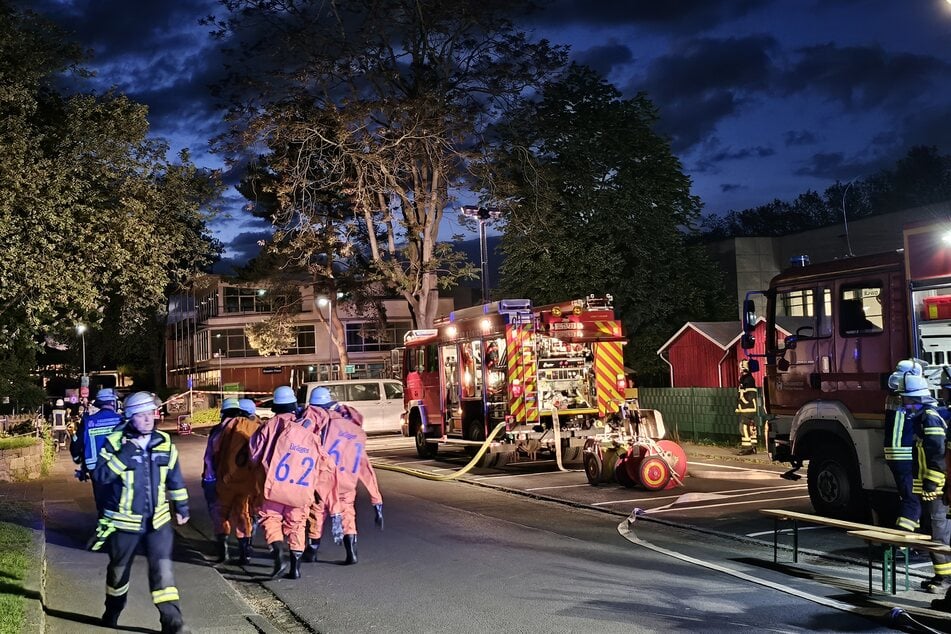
[151,587,180,604]
[106,582,130,597]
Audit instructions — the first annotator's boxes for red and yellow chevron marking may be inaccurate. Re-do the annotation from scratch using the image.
[522,323,538,423]
[507,325,525,423]
[594,320,624,417]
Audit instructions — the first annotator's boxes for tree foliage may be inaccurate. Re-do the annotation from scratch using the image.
[489,65,734,382]
[207,0,564,327]
[0,2,222,393]
[700,145,951,239]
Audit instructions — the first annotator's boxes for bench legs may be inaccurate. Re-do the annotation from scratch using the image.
[870,544,909,594]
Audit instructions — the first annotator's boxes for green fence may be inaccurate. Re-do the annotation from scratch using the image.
[638,387,753,444]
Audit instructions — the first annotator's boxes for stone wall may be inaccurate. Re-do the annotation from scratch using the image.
[0,440,43,481]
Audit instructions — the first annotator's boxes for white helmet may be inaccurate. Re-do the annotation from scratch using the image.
[896,359,924,376]
[124,391,157,418]
[55,399,64,407]
[900,374,932,398]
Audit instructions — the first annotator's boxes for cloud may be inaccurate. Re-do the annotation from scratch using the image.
[573,42,634,77]
[783,130,817,146]
[223,230,271,262]
[694,145,775,173]
[781,43,951,112]
[533,0,770,33]
[720,183,745,193]
[636,36,779,151]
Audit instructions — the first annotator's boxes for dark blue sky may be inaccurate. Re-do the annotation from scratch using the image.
[26,0,951,269]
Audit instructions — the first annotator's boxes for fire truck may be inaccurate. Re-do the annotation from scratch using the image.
[741,220,951,520]
[399,296,628,466]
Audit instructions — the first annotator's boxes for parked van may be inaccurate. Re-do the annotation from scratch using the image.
[297,379,404,434]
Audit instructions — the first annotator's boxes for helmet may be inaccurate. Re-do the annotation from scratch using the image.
[309,386,333,406]
[896,359,924,376]
[124,391,157,418]
[900,374,932,398]
[238,398,256,416]
[887,371,905,393]
[273,385,296,405]
[55,399,64,407]
[94,388,117,404]
[221,397,241,411]
[739,359,750,372]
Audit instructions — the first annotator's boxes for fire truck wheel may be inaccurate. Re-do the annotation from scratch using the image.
[639,456,671,491]
[414,426,438,459]
[806,445,865,520]
[583,452,603,485]
[464,419,486,457]
[561,447,583,464]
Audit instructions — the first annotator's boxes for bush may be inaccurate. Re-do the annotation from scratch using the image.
[188,408,221,427]
[0,437,38,451]
[41,425,53,475]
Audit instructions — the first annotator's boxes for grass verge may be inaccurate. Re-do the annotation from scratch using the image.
[0,502,36,634]
[0,437,38,451]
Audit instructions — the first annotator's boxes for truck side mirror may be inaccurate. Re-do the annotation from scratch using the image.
[777,358,790,372]
[747,359,760,373]
[784,335,797,350]
[741,334,755,349]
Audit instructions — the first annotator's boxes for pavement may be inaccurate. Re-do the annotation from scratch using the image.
[0,441,267,634]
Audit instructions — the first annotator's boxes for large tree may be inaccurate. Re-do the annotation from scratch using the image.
[489,65,733,382]
[0,3,222,394]
[208,0,564,327]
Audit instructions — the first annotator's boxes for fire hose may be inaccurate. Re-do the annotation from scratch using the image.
[375,422,507,481]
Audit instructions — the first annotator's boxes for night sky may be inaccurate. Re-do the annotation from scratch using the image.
[25,0,951,269]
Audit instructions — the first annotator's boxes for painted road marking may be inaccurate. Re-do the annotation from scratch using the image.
[644,494,810,514]
[590,484,805,507]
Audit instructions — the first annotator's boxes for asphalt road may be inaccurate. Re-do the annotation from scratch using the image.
[170,431,925,633]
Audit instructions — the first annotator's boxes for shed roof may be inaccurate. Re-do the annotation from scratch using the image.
[656,318,790,355]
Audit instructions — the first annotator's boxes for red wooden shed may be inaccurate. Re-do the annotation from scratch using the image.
[656,319,787,387]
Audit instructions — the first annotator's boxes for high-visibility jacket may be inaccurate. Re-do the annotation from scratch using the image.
[93,429,189,533]
[911,406,947,496]
[735,372,758,414]
[72,407,123,472]
[885,396,915,463]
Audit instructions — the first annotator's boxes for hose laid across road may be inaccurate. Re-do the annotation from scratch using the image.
[375,422,508,481]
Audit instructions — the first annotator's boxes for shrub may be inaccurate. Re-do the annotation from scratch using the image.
[0,437,38,451]
[188,408,221,427]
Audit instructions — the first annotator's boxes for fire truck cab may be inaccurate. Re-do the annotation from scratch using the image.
[400,296,628,467]
[742,220,951,519]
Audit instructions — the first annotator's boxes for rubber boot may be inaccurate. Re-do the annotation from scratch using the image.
[101,594,126,627]
[236,537,252,565]
[343,534,358,565]
[157,601,188,633]
[269,541,289,578]
[286,551,302,579]
[302,538,320,563]
[214,534,230,564]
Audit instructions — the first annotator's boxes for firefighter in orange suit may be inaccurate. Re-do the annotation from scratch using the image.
[202,397,243,563]
[735,359,759,455]
[211,398,262,565]
[300,387,383,565]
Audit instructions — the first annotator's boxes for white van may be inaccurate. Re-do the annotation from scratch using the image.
[297,379,404,434]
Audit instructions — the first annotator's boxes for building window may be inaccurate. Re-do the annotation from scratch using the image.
[222,286,299,314]
[212,328,260,358]
[345,321,413,353]
[290,326,316,355]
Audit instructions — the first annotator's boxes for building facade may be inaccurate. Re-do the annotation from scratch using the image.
[165,278,454,394]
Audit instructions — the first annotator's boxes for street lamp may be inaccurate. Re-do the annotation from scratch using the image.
[461,206,502,303]
[215,333,223,392]
[76,323,87,378]
[317,292,344,381]
[841,180,856,257]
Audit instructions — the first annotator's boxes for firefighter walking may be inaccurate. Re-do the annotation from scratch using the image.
[70,387,122,513]
[91,391,190,633]
[301,387,383,565]
[735,359,759,455]
[201,397,243,562]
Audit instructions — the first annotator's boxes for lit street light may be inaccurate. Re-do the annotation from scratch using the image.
[76,323,87,380]
[215,333,223,393]
[461,205,502,303]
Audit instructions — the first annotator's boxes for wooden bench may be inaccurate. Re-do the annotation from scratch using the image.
[847,529,951,594]
[760,509,944,595]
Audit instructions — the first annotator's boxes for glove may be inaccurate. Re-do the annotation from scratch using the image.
[331,514,344,544]
[201,478,217,506]
[74,469,88,482]
[373,503,384,530]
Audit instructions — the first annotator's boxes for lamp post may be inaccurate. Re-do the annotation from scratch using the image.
[841,179,856,257]
[461,206,502,303]
[215,333,223,393]
[76,323,87,379]
[317,293,344,381]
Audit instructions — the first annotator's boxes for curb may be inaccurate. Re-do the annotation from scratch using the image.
[21,501,46,634]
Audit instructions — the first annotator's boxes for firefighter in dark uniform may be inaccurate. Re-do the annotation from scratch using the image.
[71,387,122,513]
[92,391,190,633]
[925,367,951,598]
[735,359,758,455]
[886,360,920,532]
[899,374,947,533]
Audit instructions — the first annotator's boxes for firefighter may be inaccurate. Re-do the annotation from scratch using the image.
[210,397,262,566]
[202,397,243,562]
[302,387,383,565]
[735,359,758,455]
[70,388,122,513]
[248,385,315,579]
[897,373,946,535]
[92,391,190,633]
[886,361,929,532]
[924,368,951,596]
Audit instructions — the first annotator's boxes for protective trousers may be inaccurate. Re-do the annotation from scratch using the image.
[890,459,921,531]
[308,489,358,538]
[105,524,182,623]
[739,415,757,450]
[928,496,951,577]
[215,488,253,539]
[258,500,307,551]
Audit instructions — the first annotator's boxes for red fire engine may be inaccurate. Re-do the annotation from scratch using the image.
[400,296,628,466]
